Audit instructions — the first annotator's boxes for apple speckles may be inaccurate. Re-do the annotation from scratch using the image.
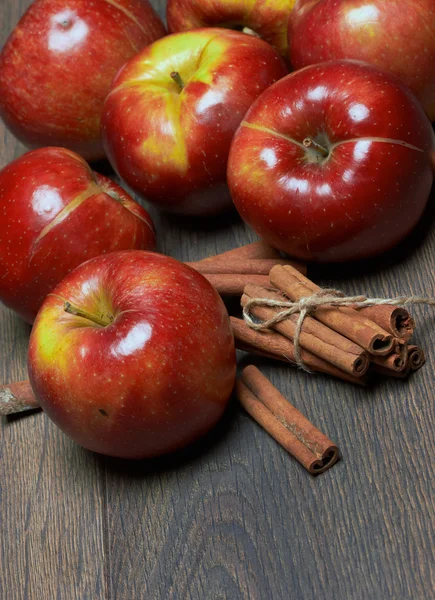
[229,60,434,261]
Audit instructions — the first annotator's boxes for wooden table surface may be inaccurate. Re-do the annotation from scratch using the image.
[1,1,435,599]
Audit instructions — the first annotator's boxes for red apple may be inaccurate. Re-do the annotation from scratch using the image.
[227,61,435,262]
[27,251,236,459]
[0,147,156,323]
[101,28,287,215]
[167,0,295,58]
[289,0,435,120]
[0,0,166,161]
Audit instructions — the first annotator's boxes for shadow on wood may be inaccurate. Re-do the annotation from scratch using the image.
[97,392,240,478]
[160,203,242,233]
[310,182,435,282]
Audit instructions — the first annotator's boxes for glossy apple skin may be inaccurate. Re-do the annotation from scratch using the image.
[167,0,295,58]
[27,251,236,459]
[289,0,435,121]
[227,61,435,262]
[101,28,287,215]
[0,147,156,323]
[0,0,166,161]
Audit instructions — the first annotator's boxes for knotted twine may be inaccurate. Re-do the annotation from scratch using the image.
[242,289,435,372]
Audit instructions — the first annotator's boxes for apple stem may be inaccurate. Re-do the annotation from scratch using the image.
[303,137,329,158]
[170,71,184,90]
[64,301,113,327]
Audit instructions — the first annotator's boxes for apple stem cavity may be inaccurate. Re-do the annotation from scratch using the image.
[303,137,329,158]
[105,189,124,204]
[170,71,185,91]
[242,27,261,38]
[64,301,113,327]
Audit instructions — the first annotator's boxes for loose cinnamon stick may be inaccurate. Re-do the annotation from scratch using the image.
[0,381,39,416]
[237,366,339,474]
[407,345,426,371]
[199,240,281,263]
[242,284,369,377]
[204,273,270,296]
[358,305,415,342]
[231,317,366,385]
[269,265,394,355]
[186,258,307,276]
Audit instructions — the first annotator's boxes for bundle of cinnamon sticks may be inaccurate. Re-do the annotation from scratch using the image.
[191,241,425,385]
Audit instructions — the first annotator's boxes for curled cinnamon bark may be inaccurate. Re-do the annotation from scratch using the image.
[373,345,425,377]
[369,338,409,372]
[370,349,407,372]
[358,305,415,342]
[407,346,426,370]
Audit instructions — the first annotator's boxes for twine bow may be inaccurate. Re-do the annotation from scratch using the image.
[243,289,435,372]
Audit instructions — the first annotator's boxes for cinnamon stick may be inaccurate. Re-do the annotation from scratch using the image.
[237,366,339,474]
[0,381,39,416]
[235,340,286,363]
[396,339,409,363]
[242,284,369,377]
[231,317,366,385]
[372,365,411,379]
[373,345,424,377]
[199,240,281,263]
[358,305,415,342]
[186,258,307,276]
[204,273,270,296]
[407,345,426,371]
[370,346,407,372]
[269,265,394,355]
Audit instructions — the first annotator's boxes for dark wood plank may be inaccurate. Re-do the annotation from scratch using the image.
[0,1,107,599]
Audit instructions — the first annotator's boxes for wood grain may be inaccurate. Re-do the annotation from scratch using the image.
[0,2,106,599]
[2,0,435,598]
